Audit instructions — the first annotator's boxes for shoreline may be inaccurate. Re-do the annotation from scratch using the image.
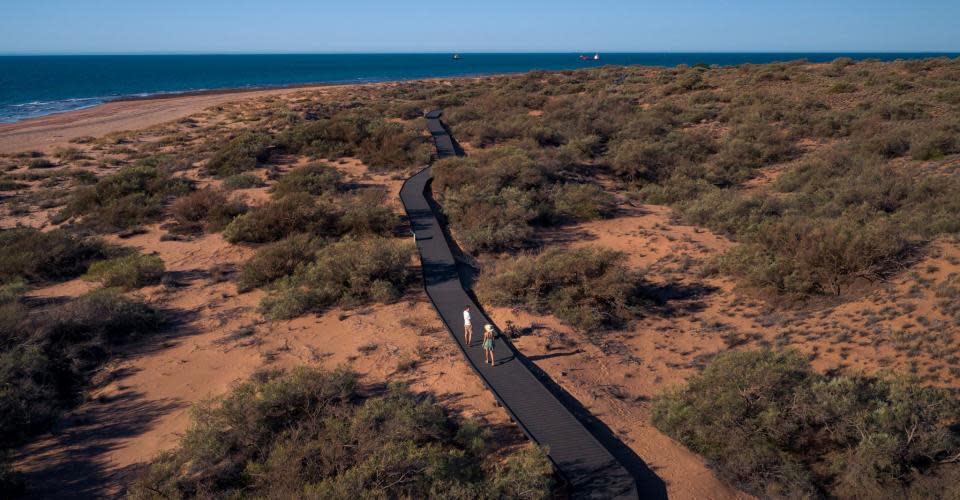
[0,75,491,153]
[2,71,516,127]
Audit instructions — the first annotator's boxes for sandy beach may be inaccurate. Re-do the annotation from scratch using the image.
[0,85,340,153]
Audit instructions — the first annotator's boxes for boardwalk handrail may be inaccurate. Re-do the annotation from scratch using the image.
[399,110,648,499]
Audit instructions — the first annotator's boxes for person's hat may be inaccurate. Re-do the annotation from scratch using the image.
[484,324,494,332]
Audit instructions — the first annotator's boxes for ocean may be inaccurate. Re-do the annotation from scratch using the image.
[1,53,956,123]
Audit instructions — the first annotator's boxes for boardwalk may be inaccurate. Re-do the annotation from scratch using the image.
[400,111,662,499]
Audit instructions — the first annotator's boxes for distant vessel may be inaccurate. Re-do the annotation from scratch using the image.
[452,53,461,60]
[579,54,589,61]
[593,53,600,60]
[578,53,600,61]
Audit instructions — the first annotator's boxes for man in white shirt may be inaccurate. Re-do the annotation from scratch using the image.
[463,306,473,346]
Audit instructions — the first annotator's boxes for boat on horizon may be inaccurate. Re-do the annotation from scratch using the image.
[452,53,461,60]
[578,53,600,61]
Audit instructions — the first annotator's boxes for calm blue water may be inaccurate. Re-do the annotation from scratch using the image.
[1,53,957,123]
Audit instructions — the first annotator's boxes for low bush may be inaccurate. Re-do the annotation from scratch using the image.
[224,187,398,245]
[337,189,400,235]
[433,148,612,252]
[608,130,717,182]
[53,147,86,162]
[548,183,618,223]
[678,146,960,297]
[829,81,858,93]
[129,367,554,499]
[221,174,265,190]
[0,180,28,191]
[261,237,413,319]
[27,158,55,169]
[0,289,162,454]
[476,247,642,331]
[909,129,959,161]
[205,131,273,177]
[652,350,960,499]
[169,188,248,232]
[0,228,106,284]
[223,193,339,244]
[271,162,344,198]
[57,164,192,230]
[357,120,433,169]
[719,216,912,296]
[279,114,430,169]
[237,234,324,292]
[83,253,165,289]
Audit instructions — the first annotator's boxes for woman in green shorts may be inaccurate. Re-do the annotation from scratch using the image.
[482,324,496,366]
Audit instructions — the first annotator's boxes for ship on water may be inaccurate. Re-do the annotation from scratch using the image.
[452,53,461,60]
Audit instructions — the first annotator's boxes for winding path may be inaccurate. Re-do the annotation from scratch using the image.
[400,111,659,499]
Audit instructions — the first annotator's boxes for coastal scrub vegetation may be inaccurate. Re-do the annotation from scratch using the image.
[433,147,616,252]
[270,162,345,197]
[260,237,413,319]
[387,57,960,300]
[56,163,193,230]
[2,56,960,497]
[83,252,166,289]
[652,350,960,498]
[0,227,107,284]
[223,189,397,245]
[236,234,325,292]
[278,112,432,169]
[169,187,248,234]
[476,246,642,331]
[0,288,164,494]
[129,367,555,499]
[204,130,273,177]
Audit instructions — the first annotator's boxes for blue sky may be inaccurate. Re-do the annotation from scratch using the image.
[2,0,958,54]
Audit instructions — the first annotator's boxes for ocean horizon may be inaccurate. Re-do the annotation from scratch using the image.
[1,52,957,123]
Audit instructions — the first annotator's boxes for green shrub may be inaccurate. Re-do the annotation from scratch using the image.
[719,216,912,296]
[0,282,27,340]
[829,82,858,93]
[169,188,248,232]
[0,289,161,453]
[357,120,432,169]
[57,165,192,230]
[337,189,400,235]
[128,367,555,499]
[936,88,960,105]
[609,130,716,182]
[433,147,609,252]
[53,147,86,162]
[652,350,960,499]
[83,253,165,289]
[910,130,959,161]
[223,193,339,244]
[391,101,424,120]
[205,131,273,177]
[271,162,344,197]
[222,174,266,190]
[477,247,641,331]
[0,228,106,284]
[675,145,960,297]
[0,179,27,192]
[261,237,413,319]
[279,114,429,169]
[548,183,617,222]
[237,234,324,292]
[27,158,55,169]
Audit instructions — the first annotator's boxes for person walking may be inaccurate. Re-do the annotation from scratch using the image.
[463,306,473,346]
[482,324,496,365]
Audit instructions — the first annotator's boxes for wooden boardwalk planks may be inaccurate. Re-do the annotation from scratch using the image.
[398,111,649,499]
